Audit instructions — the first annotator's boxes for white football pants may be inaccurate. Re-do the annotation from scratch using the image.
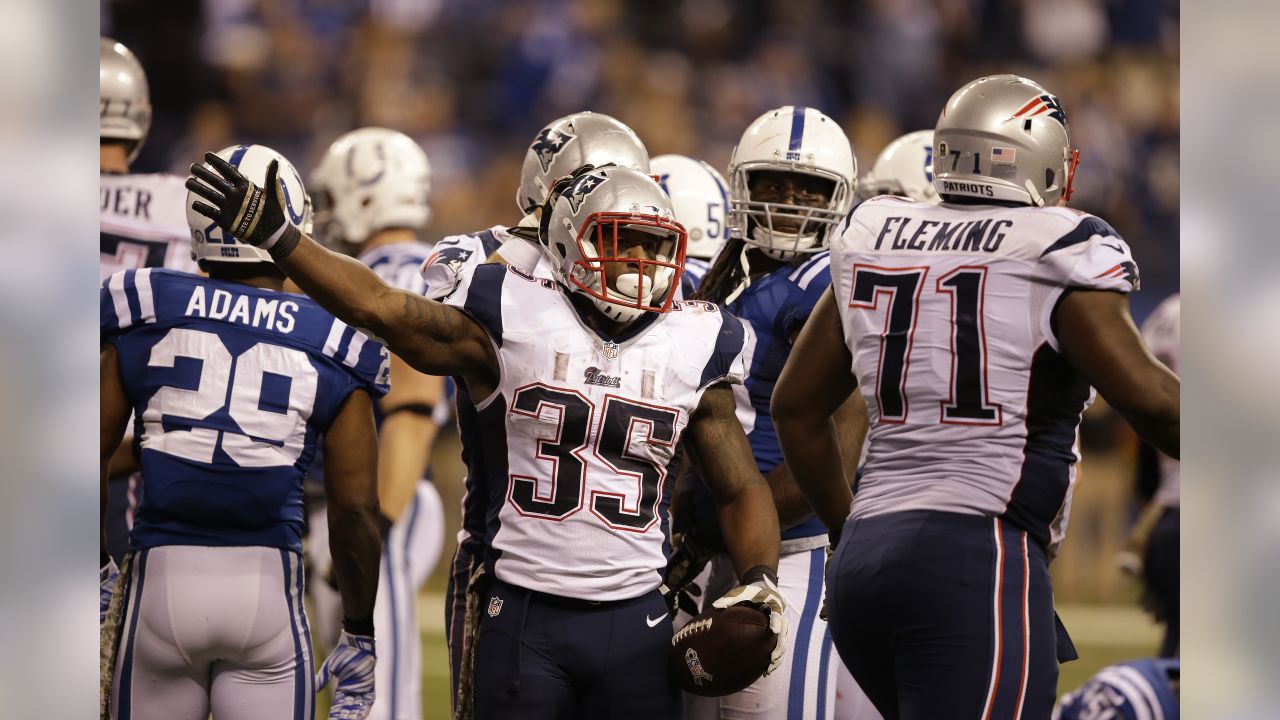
[110,545,314,720]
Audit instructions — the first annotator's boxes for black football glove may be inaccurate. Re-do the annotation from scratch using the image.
[660,518,725,614]
[186,152,301,259]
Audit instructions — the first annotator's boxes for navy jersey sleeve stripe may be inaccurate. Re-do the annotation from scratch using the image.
[462,264,506,348]
[476,230,502,257]
[698,312,746,389]
[1039,216,1119,258]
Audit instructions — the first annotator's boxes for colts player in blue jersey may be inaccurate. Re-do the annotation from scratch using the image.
[101,145,388,720]
[1054,657,1179,720]
[665,107,877,720]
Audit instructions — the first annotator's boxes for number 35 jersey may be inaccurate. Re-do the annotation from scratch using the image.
[829,197,1140,552]
[101,269,390,552]
[445,264,753,601]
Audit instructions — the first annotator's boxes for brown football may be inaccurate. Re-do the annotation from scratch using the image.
[667,605,776,696]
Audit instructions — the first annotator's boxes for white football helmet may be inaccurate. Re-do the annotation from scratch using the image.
[651,154,730,261]
[187,144,312,265]
[540,166,686,324]
[728,106,856,259]
[860,130,939,203]
[517,112,650,215]
[933,74,1080,207]
[310,127,431,252]
[100,38,152,164]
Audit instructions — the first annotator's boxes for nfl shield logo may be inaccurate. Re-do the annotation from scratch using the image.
[487,597,504,617]
[602,341,620,360]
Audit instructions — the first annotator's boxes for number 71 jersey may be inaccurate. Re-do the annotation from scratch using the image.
[445,264,753,601]
[829,197,1140,552]
[101,269,390,552]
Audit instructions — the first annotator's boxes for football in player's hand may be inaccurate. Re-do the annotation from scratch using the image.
[667,605,776,696]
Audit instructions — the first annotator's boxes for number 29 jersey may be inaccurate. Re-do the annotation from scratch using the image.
[829,197,1140,552]
[101,269,390,553]
[445,264,753,601]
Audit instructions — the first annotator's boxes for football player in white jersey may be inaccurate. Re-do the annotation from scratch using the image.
[187,155,788,719]
[102,145,385,720]
[420,110,652,708]
[308,127,447,720]
[858,130,939,204]
[663,107,877,720]
[651,154,731,294]
[774,75,1180,720]
[100,36,203,570]
[420,111,649,301]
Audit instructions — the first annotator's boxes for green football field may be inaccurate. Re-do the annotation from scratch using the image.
[315,596,1162,717]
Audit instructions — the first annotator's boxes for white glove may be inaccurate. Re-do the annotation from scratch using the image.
[712,566,787,675]
[315,630,377,719]
[100,559,119,626]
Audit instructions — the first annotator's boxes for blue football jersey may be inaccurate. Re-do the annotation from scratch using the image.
[101,269,390,552]
[681,257,712,296]
[693,251,834,540]
[1054,657,1179,720]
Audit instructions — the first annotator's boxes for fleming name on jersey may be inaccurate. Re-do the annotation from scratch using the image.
[101,269,390,552]
[831,196,1139,553]
[445,263,754,601]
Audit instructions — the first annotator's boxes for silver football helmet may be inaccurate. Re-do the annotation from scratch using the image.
[516,112,650,215]
[187,144,312,265]
[860,130,938,203]
[541,166,686,324]
[310,127,432,252]
[933,74,1080,207]
[727,106,856,259]
[100,38,152,164]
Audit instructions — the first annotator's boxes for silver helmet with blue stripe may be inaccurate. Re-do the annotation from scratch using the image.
[727,106,856,259]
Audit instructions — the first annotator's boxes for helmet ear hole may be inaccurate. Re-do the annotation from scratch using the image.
[1023,119,1033,132]
[1045,168,1056,188]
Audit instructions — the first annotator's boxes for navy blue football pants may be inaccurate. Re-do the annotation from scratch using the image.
[826,510,1073,720]
[473,576,681,720]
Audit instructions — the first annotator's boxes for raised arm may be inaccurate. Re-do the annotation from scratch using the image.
[186,153,497,388]
[1055,290,1179,458]
[772,287,860,535]
[100,344,131,563]
[376,357,444,522]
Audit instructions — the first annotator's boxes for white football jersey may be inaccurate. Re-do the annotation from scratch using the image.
[1141,294,1179,508]
[445,264,753,600]
[100,173,197,279]
[830,196,1140,552]
[421,225,546,300]
[359,240,435,294]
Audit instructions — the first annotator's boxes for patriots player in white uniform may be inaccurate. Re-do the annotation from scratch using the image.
[101,145,387,720]
[420,111,652,708]
[663,107,877,720]
[651,154,731,294]
[187,155,789,719]
[774,75,1180,720]
[100,37,201,568]
[858,130,938,204]
[308,128,447,720]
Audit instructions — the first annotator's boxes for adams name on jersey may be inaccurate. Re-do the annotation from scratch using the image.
[101,269,390,552]
[830,196,1140,552]
[445,263,754,601]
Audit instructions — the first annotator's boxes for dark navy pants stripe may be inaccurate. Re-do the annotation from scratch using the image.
[281,550,306,720]
[788,547,825,720]
[118,548,149,720]
[789,107,807,152]
[982,520,1030,720]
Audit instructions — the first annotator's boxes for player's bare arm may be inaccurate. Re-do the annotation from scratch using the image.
[377,357,443,521]
[186,152,499,393]
[773,287,860,534]
[324,388,383,631]
[687,383,781,576]
[1056,289,1180,458]
[100,344,131,559]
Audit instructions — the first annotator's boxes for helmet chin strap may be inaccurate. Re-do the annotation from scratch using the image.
[751,224,820,260]
[723,249,753,305]
[1024,179,1046,207]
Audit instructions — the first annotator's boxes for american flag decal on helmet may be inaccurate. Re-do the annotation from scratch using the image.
[1011,94,1067,127]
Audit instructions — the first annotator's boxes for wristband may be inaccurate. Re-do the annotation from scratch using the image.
[740,565,778,587]
[262,222,301,259]
[382,403,435,420]
[343,615,375,637]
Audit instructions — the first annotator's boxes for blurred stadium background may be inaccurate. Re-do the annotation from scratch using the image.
[103,0,1179,714]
